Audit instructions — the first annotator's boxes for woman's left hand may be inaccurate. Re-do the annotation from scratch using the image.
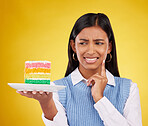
[87,60,108,103]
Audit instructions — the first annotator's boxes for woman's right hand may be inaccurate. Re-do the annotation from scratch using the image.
[17,90,58,120]
[16,90,53,104]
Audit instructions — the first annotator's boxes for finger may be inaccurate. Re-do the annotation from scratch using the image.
[87,74,104,86]
[23,90,28,94]
[27,91,33,94]
[35,91,42,96]
[87,78,96,86]
[87,79,93,86]
[17,91,33,98]
[32,91,37,94]
[39,91,43,94]
[16,91,24,95]
[87,76,95,86]
[101,60,106,77]
[32,91,41,99]
[93,73,103,78]
[88,74,103,81]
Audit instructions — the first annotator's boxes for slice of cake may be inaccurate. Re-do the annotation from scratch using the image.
[24,61,51,84]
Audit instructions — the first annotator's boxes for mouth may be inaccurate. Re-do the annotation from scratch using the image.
[84,57,99,64]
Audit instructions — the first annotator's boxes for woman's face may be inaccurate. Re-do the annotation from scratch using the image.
[71,26,112,72]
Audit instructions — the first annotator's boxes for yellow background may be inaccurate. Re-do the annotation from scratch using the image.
[0,0,148,125]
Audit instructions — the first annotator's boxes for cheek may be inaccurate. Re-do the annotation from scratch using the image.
[75,46,84,58]
[75,47,88,63]
[99,46,108,59]
[76,48,85,58]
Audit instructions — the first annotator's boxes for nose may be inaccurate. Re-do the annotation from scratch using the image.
[87,42,95,55]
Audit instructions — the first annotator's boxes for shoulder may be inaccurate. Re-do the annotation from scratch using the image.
[130,81,139,95]
[114,76,139,92]
[53,74,71,86]
[114,76,131,82]
[114,76,138,86]
[114,76,132,85]
[113,76,132,92]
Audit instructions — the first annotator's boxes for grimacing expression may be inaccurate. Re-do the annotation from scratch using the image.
[71,26,112,71]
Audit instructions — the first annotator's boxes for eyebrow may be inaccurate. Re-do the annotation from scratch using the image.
[79,39,89,41]
[79,39,104,41]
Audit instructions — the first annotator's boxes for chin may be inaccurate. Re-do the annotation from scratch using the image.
[83,65,100,71]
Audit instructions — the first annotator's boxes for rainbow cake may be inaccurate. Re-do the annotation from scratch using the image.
[24,61,51,84]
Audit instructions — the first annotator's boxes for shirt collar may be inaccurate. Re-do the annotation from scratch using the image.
[71,67,115,86]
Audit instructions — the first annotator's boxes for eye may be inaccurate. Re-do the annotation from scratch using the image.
[79,42,87,45]
[95,42,104,45]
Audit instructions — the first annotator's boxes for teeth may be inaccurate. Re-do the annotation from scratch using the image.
[85,58,97,61]
[85,57,98,63]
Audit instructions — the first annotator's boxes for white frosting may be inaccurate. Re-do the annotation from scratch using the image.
[25,60,51,63]
[26,78,50,80]
[25,73,51,75]
[25,61,51,63]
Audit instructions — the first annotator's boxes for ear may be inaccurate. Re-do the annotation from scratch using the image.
[107,41,112,54]
[70,40,76,53]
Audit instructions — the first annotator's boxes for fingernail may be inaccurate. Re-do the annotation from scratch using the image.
[23,91,27,93]
[103,60,105,63]
[40,91,43,94]
[32,91,36,94]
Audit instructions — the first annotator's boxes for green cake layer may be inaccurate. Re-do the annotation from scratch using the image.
[25,79,50,84]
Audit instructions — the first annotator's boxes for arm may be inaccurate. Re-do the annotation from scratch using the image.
[94,82,142,126]
[39,94,57,121]
[87,60,142,126]
[17,91,58,121]
[17,83,69,126]
[42,91,69,126]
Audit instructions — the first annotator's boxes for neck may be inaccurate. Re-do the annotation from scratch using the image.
[78,65,102,79]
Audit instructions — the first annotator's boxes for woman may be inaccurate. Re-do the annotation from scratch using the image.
[18,13,142,126]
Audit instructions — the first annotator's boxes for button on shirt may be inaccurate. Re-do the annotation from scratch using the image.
[42,68,142,126]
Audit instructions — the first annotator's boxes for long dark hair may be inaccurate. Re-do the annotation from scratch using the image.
[65,13,120,77]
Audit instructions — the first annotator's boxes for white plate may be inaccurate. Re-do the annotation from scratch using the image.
[8,82,66,92]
